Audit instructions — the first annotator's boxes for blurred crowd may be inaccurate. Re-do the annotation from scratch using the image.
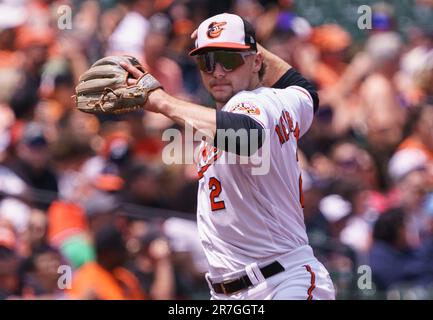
[0,0,432,300]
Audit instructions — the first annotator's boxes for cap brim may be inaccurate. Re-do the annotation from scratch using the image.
[189,43,252,56]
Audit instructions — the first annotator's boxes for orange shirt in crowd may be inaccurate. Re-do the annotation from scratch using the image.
[47,201,89,245]
[67,262,146,300]
[0,51,22,68]
[314,62,345,89]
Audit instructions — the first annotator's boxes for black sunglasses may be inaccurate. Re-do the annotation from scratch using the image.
[196,51,255,73]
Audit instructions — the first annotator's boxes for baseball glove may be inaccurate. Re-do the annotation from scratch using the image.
[75,55,162,114]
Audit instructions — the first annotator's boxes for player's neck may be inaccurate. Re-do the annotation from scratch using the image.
[214,76,261,110]
[249,75,261,91]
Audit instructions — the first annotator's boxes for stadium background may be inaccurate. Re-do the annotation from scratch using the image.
[0,0,432,300]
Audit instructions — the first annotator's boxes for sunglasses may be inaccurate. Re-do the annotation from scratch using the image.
[196,51,255,73]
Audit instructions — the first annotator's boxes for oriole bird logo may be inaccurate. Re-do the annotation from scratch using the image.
[207,22,227,38]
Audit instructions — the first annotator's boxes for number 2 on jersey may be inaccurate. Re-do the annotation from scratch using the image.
[209,177,225,211]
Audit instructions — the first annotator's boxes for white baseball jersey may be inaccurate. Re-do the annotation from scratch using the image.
[196,85,315,277]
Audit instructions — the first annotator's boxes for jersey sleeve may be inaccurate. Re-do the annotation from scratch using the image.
[222,91,273,129]
[278,86,315,138]
[272,68,319,114]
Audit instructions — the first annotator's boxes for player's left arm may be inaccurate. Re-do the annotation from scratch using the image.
[212,44,320,156]
[190,29,318,111]
[258,43,292,88]
[258,44,319,114]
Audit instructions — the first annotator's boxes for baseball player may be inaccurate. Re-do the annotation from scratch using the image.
[121,13,335,300]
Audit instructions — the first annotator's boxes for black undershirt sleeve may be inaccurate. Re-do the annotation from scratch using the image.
[272,68,319,114]
[214,111,265,156]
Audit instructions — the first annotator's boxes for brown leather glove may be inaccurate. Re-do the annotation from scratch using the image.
[75,55,162,114]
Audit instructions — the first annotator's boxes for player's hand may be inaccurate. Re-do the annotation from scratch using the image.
[120,61,145,85]
[191,29,198,40]
[75,56,162,114]
[119,61,166,114]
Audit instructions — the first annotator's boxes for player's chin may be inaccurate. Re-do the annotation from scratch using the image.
[211,88,232,104]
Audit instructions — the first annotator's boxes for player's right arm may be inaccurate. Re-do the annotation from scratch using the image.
[120,63,264,157]
[144,89,265,156]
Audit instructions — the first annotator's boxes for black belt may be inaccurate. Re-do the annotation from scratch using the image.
[211,261,285,295]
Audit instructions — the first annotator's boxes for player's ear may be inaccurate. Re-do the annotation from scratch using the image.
[252,52,264,74]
